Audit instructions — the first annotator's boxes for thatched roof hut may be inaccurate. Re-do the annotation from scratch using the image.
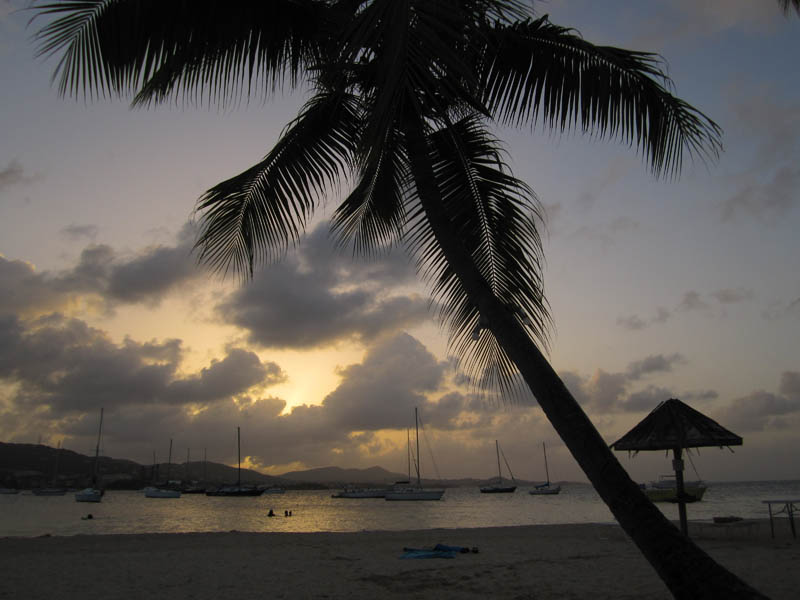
[610,398,742,536]
[610,398,742,453]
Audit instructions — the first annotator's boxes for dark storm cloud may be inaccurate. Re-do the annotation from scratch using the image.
[0,223,202,316]
[0,313,283,423]
[217,224,430,349]
[317,332,446,431]
[164,349,286,404]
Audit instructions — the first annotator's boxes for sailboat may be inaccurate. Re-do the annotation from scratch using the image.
[480,440,517,493]
[75,408,105,503]
[206,427,262,496]
[529,442,561,495]
[33,440,67,496]
[145,439,181,498]
[385,408,444,501]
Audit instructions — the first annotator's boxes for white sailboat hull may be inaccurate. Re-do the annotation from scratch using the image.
[529,484,561,495]
[385,488,444,501]
[332,488,387,498]
[144,487,181,498]
[75,488,103,502]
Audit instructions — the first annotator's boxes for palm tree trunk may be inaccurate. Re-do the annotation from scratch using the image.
[403,115,766,599]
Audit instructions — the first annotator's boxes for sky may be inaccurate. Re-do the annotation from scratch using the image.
[0,0,798,484]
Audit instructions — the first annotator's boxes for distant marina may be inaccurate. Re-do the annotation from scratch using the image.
[1,480,797,538]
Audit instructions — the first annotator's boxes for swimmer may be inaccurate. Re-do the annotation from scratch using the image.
[267,509,275,517]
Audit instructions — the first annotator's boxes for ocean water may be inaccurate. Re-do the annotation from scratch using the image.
[1,481,798,538]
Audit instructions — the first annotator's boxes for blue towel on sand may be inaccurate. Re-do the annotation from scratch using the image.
[399,544,468,559]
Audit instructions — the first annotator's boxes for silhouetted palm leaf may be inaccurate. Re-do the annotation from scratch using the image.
[478,16,722,178]
[195,88,361,276]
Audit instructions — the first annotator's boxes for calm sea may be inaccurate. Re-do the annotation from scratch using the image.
[1,481,798,538]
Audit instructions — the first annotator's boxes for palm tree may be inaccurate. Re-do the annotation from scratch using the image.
[30,1,765,598]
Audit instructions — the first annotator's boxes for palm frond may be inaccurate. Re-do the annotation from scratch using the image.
[479,16,722,178]
[194,89,361,278]
[331,126,410,256]
[405,114,550,393]
[31,0,327,104]
[778,0,800,15]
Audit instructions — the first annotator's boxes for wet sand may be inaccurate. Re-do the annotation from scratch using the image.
[1,520,797,599]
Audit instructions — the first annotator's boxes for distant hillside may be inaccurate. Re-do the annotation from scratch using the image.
[0,442,289,489]
[0,442,554,489]
[279,465,407,485]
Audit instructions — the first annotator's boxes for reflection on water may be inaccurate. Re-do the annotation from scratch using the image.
[1,481,798,538]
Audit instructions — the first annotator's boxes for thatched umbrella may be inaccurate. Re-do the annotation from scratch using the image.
[610,398,742,535]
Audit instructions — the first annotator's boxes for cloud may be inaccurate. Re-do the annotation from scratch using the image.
[557,353,696,414]
[616,314,647,331]
[710,288,754,304]
[626,353,685,380]
[716,372,800,433]
[60,224,99,242]
[0,159,40,192]
[0,313,283,420]
[216,223,430,350]
[0,223,203,317]
[722,164,800,223]
[762,297,800,320]
[678,290,710,312]
[318,332,447,431]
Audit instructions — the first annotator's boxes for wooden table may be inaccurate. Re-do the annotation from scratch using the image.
[762,499,800,538]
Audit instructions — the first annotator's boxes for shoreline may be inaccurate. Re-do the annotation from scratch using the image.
[2,521,797,599]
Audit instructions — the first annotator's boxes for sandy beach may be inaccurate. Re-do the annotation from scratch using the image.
[1,520,796,599]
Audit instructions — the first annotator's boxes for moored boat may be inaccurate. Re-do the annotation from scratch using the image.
[332,486,387,498]
[641,475,706,503]
[528,442,561,495]
[480,440,517,493]
[75,408,105,503]
[384,409,444,501]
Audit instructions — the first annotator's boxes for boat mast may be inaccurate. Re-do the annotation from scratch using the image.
[414,408,421,486]
[495,440,502,482]
[406,429,411,482]
[166,439,173,482]
[92,408,104,486]
[542,442,550,485]
[237,426,241,487]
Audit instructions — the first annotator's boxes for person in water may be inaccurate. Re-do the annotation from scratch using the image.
[267,509,275,517]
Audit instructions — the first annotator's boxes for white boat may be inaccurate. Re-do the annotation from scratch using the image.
[385,409,444,501]
[480,440,517,493]
[332,487,387,498]
[144,486,181,498]
[145,439,181,498]
[75,408,105,503]
[529,442,561,495]
[642,475,707,503]
[75,487,103,503]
